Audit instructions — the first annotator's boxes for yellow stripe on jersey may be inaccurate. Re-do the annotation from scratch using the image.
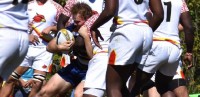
[153,37,179,46]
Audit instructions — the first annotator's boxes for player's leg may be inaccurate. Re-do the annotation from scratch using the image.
[131,68,154,97]
[141,76,160,97]
[0,77,3,90]
[170,61,189,97]
[36,73,72,97]
[107,24,153,97]
[127,72,136,92]
[106,64,135,97]
[143,86,161,97]
[169,78,189,97]
[0,66,29,97]
[173,85,189,97]
[156,45,181,96]
[28,69,46,97]
[0,29,29,97]
[74,80,84,97]
[29,47,53,97]
[155,71,174,96]
[83,53,108,97]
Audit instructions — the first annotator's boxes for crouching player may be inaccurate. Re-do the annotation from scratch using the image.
[36,2,98,97]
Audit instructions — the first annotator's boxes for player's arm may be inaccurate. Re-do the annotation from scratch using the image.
[180,0,194,69]
[90,0,117,31]
[46,38,72,53]
[89,0,117,48]
[42,25,57,34]
[180,9,194,69]
[78,26,93,59]
[149,0,164,31]
[57,14,70,30]
[57,0,75,30]
[180,12,194,53]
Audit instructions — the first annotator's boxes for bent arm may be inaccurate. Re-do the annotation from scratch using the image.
[90,0,118,31]
[180,11,194,53]
[149,0,164,31]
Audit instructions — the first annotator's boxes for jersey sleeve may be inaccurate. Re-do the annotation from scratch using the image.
[52,1,66,21]
[63,0,76,17]
[84,12,99,30]
[181,0,189,13]
[83,12,99,36]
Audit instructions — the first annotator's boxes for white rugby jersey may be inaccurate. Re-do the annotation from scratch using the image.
[64,0,112,52]
[64,0,111,29]
[0,0,28,31]
[153,0,189,42]
[28,0,65,46]
[114,0,150,26]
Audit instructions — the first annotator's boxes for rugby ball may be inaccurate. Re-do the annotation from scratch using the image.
[56,29,74,45]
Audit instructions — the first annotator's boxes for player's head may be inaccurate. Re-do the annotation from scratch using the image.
[71,2,93,26]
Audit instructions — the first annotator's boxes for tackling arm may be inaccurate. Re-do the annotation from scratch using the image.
[149,0,164,31]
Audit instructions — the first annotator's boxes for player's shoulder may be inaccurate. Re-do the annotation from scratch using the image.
[49,0,63,9]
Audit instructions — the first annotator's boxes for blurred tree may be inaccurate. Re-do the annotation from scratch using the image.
[180,0,200,94]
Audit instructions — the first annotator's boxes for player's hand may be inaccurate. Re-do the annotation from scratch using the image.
[183,52,193,69]
[24,79,34,88]
[78,25,89,38]
[57,41,74,51]
[42,26,52,34]
[29,34,39,46]
[90,29,104,49]
[19,79,27,87]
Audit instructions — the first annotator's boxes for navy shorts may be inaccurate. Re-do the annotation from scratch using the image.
[141,78,186,92]
[57,59,88,87]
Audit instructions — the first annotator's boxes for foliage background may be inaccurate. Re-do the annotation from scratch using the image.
[183,0,200,94]
[52,0,200,95]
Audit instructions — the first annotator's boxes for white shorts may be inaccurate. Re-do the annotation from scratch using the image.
[173,60,185,79]
[84,53,108,90]
[139,41,182,76]
[0,28,29,80]
[20,46,53,72]
[108,24,153,65]
[151,61,185,82]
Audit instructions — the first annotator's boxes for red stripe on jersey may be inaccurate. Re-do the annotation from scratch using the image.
[181,0,189,13]
[51,0,66,21]
[180,70,186,79]
[109,50,116,65]
[63,0,76,17]
[84,13,99,36]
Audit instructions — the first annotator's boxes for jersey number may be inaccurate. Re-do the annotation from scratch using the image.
[164,2,172,22]
[134,0,143,4]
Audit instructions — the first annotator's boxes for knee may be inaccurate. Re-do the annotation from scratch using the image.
[32,73,46,89]
[32,80,43,87]
[4,76,18,86]
[37,84,56,97]
[36,87,48,97]
[74,89,83,97]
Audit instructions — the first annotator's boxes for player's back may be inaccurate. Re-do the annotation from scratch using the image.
[0,0,28,31]
[114,0,150,27]
[153,0,188,42]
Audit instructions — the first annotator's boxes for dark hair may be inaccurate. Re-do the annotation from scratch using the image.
[71,2,93,20]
